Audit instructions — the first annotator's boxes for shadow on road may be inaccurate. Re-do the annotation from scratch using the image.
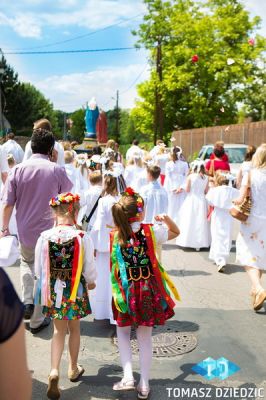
[168,269,211,277]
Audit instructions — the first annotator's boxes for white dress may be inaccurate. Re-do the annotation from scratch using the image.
[155,153,169,175]
[64,164,85,195]
[140,181,168,224]
[90,194,119,322]
[124,165,147,192]
[176,173,210,249]
[206,186,239,266]
[164,160,189,223]
[77,185,102,231]
[2,140,24,164]
[236,169,266,270]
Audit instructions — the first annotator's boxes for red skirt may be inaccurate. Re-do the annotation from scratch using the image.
[113,276,175,327]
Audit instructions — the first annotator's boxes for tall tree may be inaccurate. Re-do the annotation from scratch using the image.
[133,0,266,139]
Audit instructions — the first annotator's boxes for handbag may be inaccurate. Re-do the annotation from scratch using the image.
[82,195,102,231]
[230,173,252,222]
[0,235,20,267]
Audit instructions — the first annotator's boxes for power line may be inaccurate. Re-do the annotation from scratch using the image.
[3,13,144,52]
[120,63,149,95]
[3,47,137,55]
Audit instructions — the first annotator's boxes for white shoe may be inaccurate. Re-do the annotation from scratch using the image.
[217,264,226,273]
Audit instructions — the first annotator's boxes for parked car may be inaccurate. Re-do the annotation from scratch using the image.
[197,144,248,176]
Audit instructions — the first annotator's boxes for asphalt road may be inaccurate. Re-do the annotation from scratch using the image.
[5,227,266,400]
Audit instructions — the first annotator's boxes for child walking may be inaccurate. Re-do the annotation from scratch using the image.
[34,192,96,400]
[110,188,180,399]
[206,173,239,272]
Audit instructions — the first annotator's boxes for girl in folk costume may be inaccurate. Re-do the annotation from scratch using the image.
[110,188,180,399]
[164,146,189,224]
[90,169,125,323]
[176,161,211,251]
[34,193,96,400]
[206,173,239,272]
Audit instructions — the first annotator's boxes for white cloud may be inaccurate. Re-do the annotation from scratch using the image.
[32,63,150,112]
[0,0,145,38]
[0,12,41,38]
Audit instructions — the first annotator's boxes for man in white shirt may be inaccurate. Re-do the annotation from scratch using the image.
[2,132,24,164]
[140,165,168,224]
[0,146,8,184]
[126,139,144,161]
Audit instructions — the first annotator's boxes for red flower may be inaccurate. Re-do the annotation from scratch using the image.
[248,38,255,46]
[125,187,135,196]
[191,54,199,63]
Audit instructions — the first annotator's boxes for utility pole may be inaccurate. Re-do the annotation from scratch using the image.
[154,39,164,144]
[115,90,119,143]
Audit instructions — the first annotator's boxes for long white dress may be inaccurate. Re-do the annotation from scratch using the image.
[90,194,119,323]
[124,165,147,192]
[236,169,266,270]
[176,173,210,249]
[164,160,189,223]
[206,186,239,266]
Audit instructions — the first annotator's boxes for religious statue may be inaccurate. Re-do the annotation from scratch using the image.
[96,109,108,144]
[84,97,99,139]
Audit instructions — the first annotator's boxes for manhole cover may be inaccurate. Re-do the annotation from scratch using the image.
[113,325,197,357]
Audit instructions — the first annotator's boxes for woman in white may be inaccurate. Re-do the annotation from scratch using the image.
[236,144,266,311]
[90,172,121,323]
[124,153,147,192]
[176,161,210,250]
[164,147,189,224]
[236,145,256,188]
[154,146,169,186]
[206,172,239,272]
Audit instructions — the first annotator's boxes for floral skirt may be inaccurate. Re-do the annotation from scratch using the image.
[113,276,175,327]
[236,215,266,270]
[43,276,91,320]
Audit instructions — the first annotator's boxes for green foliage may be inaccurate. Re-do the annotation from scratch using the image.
[69,108,85,142]
[132,0,266,137]
[1,55,61,136]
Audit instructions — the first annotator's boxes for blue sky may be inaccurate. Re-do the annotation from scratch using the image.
[0,0,265,112]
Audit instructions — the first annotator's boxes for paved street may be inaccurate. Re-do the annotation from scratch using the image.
[6,226,266,400]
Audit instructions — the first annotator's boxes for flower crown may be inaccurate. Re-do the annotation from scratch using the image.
[49,193,80,207]
[122,187,144,220]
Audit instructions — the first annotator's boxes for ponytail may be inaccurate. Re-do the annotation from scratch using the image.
[112,194,143,246]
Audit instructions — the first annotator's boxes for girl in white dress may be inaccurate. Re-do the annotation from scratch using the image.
[90,171,123,323]
[236,145,256,188]
[164,147,189,224]
[124,154,147,192]
[154,146,169,185]
[236,144,266,311]
[206,173,239,272]
[176,161,210,250]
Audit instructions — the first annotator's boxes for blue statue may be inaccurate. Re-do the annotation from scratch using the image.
[85,97,99,139]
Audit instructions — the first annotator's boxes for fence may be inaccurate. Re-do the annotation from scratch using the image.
[172,120,266,159]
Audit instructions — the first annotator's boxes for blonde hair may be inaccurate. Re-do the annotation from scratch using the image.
[214,172,229,186]
[51,195,80,223]
[7,154,16,168]
[252,144,266,169]
[106,139,116,150]
[33,118,52,132]
[64,150,74,164]
[89,170,103,185]
[112,195,143,246]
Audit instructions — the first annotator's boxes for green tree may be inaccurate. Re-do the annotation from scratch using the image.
[70,108,85,142]
[133,0,266,139]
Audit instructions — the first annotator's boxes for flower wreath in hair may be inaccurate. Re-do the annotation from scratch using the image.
[49,192,80,213]
[122,187,144,222]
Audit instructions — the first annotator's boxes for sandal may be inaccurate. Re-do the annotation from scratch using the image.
[137,385,150,399]
[253,289,266,311]
[68,364,84,382]
[47,374,60,400]
[113,378,135,391]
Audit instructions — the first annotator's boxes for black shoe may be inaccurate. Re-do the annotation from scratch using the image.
[24,304,34,320]
[30,317,51,334]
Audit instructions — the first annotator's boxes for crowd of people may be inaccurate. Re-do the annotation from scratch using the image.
[0,120,266,400]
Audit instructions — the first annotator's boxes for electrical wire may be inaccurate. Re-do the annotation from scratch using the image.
[3,47,136,55]
[120,63,149,95]
[3,13,143,52]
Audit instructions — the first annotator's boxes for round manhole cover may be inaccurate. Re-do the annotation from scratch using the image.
[113,326,197,357]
